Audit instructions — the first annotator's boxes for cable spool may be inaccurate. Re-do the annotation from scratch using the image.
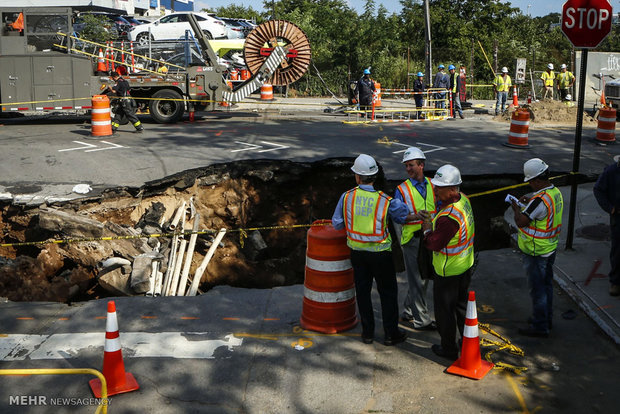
[243,20,311,86]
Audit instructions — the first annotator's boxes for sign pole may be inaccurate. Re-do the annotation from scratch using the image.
[565,48,588,250]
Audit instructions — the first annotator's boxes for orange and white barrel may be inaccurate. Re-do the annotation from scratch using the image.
[240,69,250,80]
[230,68,239,81]
[596,107,616,143]
[91,95,113,137]
[373,81,382,107]
[260,84,274,101]
[503,108,530,148]
[300,220,358,334]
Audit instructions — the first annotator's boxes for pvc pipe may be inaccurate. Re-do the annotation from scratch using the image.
[97,257,131,271]
[154,269,163,297]
[146,261,158,297]
[162,237,178,296]
[169,201,186,231]
[187,228,227,296]
[168,239,187,296]
[177,213,200,296]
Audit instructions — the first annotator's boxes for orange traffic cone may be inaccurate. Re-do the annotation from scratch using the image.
[512,85,519,107]
[96,48,106,73]
[446,291,494,380]
[89,300,139,397]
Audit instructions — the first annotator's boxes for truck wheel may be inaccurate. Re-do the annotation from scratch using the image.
[136,32,152,46]
[149,89,184,124]
[202,30,213,40]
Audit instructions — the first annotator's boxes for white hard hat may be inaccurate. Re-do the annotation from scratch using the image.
[351,154,379,176]
[431,165,462,187]
[501,66,508,73]
[565,94,572,101]
[402,147,425,163]
[561,63,567,69]
[523,158,548,182]
[547,63,554,70]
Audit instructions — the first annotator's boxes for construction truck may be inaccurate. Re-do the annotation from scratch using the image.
[0,7,311,123]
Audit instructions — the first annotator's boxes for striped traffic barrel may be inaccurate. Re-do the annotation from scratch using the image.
[300,220,358,333]
[503,108,530,149]
[260,84,274,101]
[373,81,382,107]
[596,107,616,143]
[91,95,113,137]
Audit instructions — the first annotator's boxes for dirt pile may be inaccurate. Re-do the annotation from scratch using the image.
[495,99,597,125]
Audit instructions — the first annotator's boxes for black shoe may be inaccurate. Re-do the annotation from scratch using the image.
[527,317,552,330]
[399,315,413,323]
[431,344,458,360]
[384,329,407,346]
[135,128,144,133]
[361,336,374,344]
[414,321,437,331]
[611,284,620,296]
[459,112,464,119]
[518,327,549,338]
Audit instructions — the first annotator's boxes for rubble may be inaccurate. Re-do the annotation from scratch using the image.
[496,99,598,125]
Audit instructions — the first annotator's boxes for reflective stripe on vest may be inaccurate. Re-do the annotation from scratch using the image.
[557,71,574,88]
[541,71,555,87]
[451,72,458,93]
[397,177,437,244]
[493,75,512,92]
[518,186,563,256]
[343,187,391,251]
[431,195,475,277]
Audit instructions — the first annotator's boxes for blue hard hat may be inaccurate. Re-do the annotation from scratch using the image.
[417,71,424,77]
[438,64,445,69]
[363,68,371,75]
[448,64,456,70]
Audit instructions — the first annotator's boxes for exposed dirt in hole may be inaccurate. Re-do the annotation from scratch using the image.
[495,99,597,125]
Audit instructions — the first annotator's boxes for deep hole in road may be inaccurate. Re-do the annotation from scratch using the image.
[0,159,579,303]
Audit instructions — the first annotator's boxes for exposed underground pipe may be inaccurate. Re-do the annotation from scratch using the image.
[188,228,227,296]
[169,201,187,231]
[177,213,200,296]
[146,261,158,297]
[96,257,131,271]
[168,239,187,296]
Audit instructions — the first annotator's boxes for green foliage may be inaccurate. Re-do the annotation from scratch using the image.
[201,4,264,23]
[74,14,115,42]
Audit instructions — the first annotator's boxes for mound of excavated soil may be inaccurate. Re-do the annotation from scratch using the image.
[495,99,597,125]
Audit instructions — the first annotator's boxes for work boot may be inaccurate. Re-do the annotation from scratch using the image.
[459,112,464,119]
[135,127,144,133]
[610,284,620,296]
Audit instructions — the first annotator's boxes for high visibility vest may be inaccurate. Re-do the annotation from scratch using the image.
[431,194,475,277]
[517,186,563,256]
[493,74,512,92]
[556,71,575,89]
[396,177,437,244]
[541,71,555,87]
[343,187,392,252]
[451,72,458,93]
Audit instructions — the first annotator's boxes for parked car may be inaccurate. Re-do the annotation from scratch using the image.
[235,19,257,37]
[217,17,245,39]
[119,15,143,27]
[128,12,227,46]
[73,12,133,39]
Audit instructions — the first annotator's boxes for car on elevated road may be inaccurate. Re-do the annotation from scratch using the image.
[129,12,227,46]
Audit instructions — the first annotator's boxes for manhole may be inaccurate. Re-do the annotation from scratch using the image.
[576,224,610,241]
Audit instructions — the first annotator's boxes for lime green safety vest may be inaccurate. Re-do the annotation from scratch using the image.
[431,194,475,277]
[396,177,437,244]
[451,72,458,93]
[556,71,575,89]
[541,71,555,87]
[517,186,563,256]
[343,187,392,252]
[493,74,512,92]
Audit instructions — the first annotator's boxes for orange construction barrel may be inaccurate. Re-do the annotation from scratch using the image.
[230,68,239,81]
[91,95,113,137]
[503,108,530,149]
[300,220,358,334]
[260,84,274,101]
[596,107,616,143]
[373,81,382,107]
[240,69,250,80]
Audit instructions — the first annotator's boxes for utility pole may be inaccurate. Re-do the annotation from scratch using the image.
[407,47,410,90]
[424,0,432,86]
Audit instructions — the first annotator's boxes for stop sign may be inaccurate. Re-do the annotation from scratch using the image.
[562,0,613,48]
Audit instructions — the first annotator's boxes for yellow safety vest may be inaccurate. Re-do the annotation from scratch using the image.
[556,71,575,89]
[396,177,437,244]
[541,71,555,87]
[517,186,563,256]
[451,72,458,93]
[493,74,512,92]
[431,194,475,277]
[343,187,392,252]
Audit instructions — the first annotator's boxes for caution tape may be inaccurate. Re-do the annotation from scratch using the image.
[467,173,574,199]
[479,323,528,375]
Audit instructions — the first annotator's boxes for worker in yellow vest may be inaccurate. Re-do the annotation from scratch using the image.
[556,63,575,101]
[493,66,512,115]
[541,63,555,100]
[420,165,475,360]
[511,158,563,337]
[394,147,437,330]
[332,154,414,346]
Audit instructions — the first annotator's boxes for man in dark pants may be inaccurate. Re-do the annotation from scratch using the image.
[421,165,474,360]
[413,72,426,119]
[593,155,620,297]
[332,154,411,346]
[448,65,464,119]
[354,68,375,114]
[109,71,144,133]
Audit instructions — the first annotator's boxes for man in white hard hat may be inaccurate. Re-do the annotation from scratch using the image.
[541,63,555,100]
[420,165,475,360]
[511,158,563,337]
[332,154,412,346]
[493,67,512,115]
[556,63,575,101]
[394,147,436,330]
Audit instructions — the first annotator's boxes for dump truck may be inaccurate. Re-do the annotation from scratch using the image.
[0,7,311,123]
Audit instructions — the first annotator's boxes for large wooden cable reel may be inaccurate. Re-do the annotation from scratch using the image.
[243,20,311,86]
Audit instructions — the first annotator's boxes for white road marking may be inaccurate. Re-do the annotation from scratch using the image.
[58,141,128,153]
[58,141,97,152]
[85,141,128,152]
[258,141,290,153]
[0,332,243,360]
[230,141,289,153]
[391,141,446,154]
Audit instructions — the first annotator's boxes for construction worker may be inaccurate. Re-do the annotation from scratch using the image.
[331,154,410,346]
[541,63,555,100]
[556,64,575,101]
[493,67,512,115]
[354,68,375,114]
[421,165,474,360]
[108,71,144,134]
[448,65,464,119]
[511,158,563,337]
[413,72,426,119]
[394,147,436,331]
[433,64,449,111]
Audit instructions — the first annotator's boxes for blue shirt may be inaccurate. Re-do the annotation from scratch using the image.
[394,178,427,205]
[332,184,409,230]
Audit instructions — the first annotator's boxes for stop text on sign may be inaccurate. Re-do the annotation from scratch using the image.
[563,7,610,30]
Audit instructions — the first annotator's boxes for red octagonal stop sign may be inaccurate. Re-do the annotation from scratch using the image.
[562,0,613,48]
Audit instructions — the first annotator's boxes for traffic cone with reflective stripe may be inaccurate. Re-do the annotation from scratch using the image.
[96,48,106,74]
[89,300,139,397]
[446,291,494,380]
[512,85,519,107]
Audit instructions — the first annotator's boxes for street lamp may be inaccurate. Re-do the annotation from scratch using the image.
[527,4,531,16]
